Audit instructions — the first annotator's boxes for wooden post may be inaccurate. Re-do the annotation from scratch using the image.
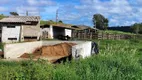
[90,32,92,40]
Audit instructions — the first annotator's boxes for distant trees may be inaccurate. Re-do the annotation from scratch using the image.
[58,20,63,23]
[10,12,19,16]
[40,20,64,25]
[40,20,47,25]
[131,23,142,34]
[47,20,56,24]
[92,14,109,30]
[40,20,55,25]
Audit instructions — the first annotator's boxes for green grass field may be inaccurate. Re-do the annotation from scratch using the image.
[0,39,142,80]
[99,30,135,35]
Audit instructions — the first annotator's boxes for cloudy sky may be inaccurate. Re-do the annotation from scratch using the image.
[0,0,142,27]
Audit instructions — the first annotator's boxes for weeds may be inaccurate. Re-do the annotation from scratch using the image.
[0,39,142,80]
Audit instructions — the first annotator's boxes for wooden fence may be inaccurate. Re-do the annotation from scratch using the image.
[72,30,136,40]
[97,33,134,40]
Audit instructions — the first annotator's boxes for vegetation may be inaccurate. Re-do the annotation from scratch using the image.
[40,20,72,27]
[40,20,47,25]
[9,12,19,16]
[40,20,58,25]
[93,14,109,30]
[0,43,4,50]
[58,20,63,23]
[100,30,135,35]
[0,39,142,80]
[0,14,5,20]
[131,23,142,34]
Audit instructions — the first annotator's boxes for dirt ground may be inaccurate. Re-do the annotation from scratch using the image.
[19,42,76,63]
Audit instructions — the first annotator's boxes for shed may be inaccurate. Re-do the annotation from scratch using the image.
[0,16,40,43]
[40,24,72,39]
[71,25,98,39]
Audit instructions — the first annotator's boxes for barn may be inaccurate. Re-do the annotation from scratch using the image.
[0,16,40,43]
[40,24,72,40]
[71,25,98,39]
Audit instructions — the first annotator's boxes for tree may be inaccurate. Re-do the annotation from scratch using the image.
[40,20,47,25]
[92,14,109,30]
[131,23,142,34]
[47,20,56,24]
[58,20,63,23]
[0,14,5,20]
[104,18,109,30]
[10,12,19,16]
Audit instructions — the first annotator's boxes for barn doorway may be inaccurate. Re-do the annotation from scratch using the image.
[53,27,65,39]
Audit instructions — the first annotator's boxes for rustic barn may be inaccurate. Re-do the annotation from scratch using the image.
[71,25,98,39]
[0,16,40,43]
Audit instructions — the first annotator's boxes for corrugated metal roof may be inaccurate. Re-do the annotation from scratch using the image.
[0,16,40,23]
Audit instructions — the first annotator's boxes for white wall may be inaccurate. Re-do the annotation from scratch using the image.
[40,25,53,39]
[41,28,50,35]
[65,29,72,37]
[2,26,20,43]
[72,41,92,59]
[4,41,92,59]
[49,25,53,39]
[41,25,72,39]
[4,41,42,59]
[40,27,50,38]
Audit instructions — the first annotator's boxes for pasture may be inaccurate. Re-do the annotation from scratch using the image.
[0,39,142,80]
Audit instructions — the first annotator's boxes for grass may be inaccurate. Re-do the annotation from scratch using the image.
[0,39,142,80]
[0,43,4,50]
[99,30,135,35]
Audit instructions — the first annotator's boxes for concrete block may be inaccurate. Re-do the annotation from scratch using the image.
[72,41,92,59]
[4,41,92,59]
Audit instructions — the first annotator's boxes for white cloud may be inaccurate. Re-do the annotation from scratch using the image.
[68,0,142,26]
[15,0,57,16]
[124,21,136,26]
[0,0,141,26]
[45,6,58,14]
[60,13,81,21]
[0,0,10,4]
[16,6,40,16]
[0,7,7,12]
[27,0,56,6]
[137,0,142,5]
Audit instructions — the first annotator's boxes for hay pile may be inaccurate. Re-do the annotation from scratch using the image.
[42,43,76,57]
[20,43,76,62]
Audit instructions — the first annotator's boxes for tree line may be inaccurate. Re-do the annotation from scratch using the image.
[131,23,142,34]
[40,20,63,25]
[92,13,142,34]
[0,12,19,20]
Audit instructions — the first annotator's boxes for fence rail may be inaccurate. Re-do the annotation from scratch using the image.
[72,30,140,40]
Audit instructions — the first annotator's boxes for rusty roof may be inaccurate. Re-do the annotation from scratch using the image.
[0,16,40,23]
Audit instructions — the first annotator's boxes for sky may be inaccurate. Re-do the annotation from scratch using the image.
[0,0,142,27]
